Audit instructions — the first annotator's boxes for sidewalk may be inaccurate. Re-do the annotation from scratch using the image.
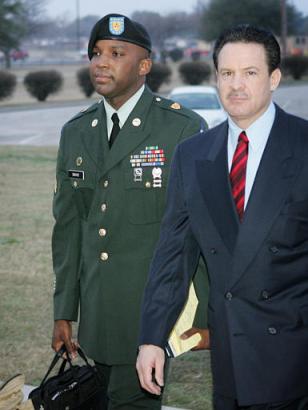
[22,384,189,410]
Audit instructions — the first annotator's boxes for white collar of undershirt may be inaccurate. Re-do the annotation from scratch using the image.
[104,85,145,138]
[228,101,276,155]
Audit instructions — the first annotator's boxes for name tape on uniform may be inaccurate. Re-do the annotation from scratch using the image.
[68,170,85,180]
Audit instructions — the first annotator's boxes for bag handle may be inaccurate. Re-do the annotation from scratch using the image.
[40,345,92,385]
[39,345,67,387]
[76,347,90,365]
[57,347,91,379]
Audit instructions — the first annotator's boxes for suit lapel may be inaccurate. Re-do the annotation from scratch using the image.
[196,122,239,254]
[79,101,108,167]
[100,88,154,177]
[230,106,299,286]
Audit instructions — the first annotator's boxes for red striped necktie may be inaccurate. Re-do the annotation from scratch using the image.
[230,131,249,221]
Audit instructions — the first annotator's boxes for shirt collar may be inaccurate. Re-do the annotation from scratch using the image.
[104,85,145,130]
[228,102,276,152]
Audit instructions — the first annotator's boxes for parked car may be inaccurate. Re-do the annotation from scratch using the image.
[10,49,29,61]
[169,85,227,128]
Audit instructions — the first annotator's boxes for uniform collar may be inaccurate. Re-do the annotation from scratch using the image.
[104,85,145,137]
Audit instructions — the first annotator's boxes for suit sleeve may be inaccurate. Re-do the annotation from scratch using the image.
[52,129,81,321]
[139,144,201,348]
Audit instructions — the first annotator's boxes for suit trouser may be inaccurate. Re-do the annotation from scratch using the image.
[213,393,308,410]
[95,362,162,410]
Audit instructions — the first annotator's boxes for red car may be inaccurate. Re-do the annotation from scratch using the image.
[10,49,29,61]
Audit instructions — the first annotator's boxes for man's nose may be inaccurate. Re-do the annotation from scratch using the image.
[230,73,244,89]
[96,54,110,68]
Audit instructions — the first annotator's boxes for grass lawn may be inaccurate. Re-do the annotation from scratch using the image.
[0,145,213,409]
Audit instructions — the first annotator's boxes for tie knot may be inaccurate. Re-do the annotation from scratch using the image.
[111,113,119,125]
[239,131,249,144]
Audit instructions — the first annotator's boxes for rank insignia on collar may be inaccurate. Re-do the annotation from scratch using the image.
[132,118,141,127]
[68,170,84,180]
[109,17,125,35]
[171,102,181,110]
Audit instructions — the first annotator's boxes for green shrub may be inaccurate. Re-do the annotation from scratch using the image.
[179,61,211,85]
[0,71,17,101]
[146,63,171,92]
[77,67,94,97]
[169,48,183,62]
[24,70,63,101]
[282,55,308,80]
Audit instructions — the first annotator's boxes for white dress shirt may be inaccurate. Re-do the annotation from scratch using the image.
[227,102,276,208]
[104,85,145,140]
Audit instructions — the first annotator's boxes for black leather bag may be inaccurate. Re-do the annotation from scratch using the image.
[29,346,104,410]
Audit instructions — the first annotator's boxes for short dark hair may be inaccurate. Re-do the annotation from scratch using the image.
[213,24,281,74]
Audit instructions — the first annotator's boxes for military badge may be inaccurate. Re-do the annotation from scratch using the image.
[152,167,162,188]
[130,146,166,168]
[134,168,143,182]
[109,17,125,35]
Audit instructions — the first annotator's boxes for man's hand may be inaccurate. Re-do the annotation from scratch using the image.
[180,327,210,350]
[52,320,78,359]
[136,345,165,395]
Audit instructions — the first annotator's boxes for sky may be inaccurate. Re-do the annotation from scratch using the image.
[45,0,308,21]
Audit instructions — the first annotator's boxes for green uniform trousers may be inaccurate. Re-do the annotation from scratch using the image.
[95,362,163,409]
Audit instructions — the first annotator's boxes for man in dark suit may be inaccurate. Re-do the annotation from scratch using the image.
[51,13,209,410]
[136,25,308,409]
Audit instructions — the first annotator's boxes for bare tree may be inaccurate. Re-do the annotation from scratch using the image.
[0,0,46,68]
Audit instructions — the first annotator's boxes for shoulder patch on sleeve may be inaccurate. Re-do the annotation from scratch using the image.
[154,96,184,114]
[170,102,181,110]
[155,95,201,120]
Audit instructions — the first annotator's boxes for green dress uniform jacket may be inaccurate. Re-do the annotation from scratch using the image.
[52,86,208,365]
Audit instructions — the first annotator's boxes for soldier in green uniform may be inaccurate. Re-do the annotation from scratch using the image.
[51,13,209,410]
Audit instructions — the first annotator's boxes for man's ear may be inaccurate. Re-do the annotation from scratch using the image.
[270,68,281,91]
[139,58,152,76]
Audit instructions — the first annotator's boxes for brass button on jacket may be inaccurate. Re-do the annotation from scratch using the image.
[100,252,109,261]
[99,228,107,237]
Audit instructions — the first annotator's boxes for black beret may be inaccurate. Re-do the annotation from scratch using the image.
[88,13,152,59]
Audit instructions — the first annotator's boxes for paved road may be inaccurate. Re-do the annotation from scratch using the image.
[273,84,308,119]
[0,101,88,146]
[0,85,307,147]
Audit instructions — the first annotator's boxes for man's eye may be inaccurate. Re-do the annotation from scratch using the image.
[222,71,232,78]
[247,71,257,76]
[92,51,100,57]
